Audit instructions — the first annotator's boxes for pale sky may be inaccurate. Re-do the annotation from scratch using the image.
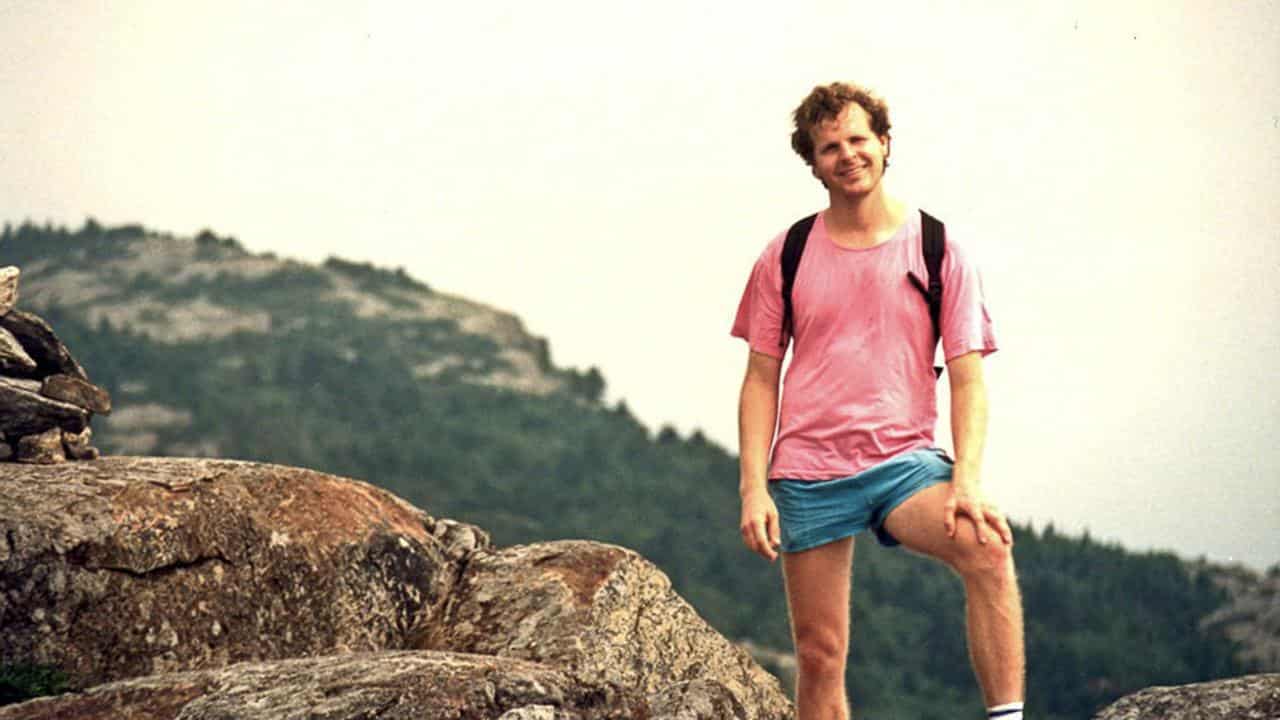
[2,1,1278,570]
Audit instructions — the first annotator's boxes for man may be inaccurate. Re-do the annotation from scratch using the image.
[731,82,1026,720]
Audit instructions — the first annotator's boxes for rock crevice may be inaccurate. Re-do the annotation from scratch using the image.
[73,551,233,578]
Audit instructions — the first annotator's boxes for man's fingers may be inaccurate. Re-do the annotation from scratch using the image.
[951,496,994,544]
[740,515,771,560]
[753,518,777,561]
[752,520,769,552]
[970,510,993,544]
[955,499,992,544]
[986,507,1014,545]
[740,523,757,554]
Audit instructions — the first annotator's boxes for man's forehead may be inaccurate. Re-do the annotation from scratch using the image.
[817,104,872,134]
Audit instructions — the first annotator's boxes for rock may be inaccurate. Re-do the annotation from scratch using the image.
[0,650,648,720]
[431,540,791,720]
[41,374,112,415]
[0,439,11,461]
[432,516,491,562]
[740,640,797,698]
[1,326,37,373]
[62,427,100,460]
[0,378,90,437]
[650,679,750,720]
[0,265,17,315]
[0,457,484,688]
[1093,673,1280,719]
[0,375,43,393]
[16,427,66,464]
[0,309,88,380]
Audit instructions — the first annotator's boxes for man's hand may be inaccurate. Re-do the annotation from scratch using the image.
[943,462,1013,546]
[740,489,781,562]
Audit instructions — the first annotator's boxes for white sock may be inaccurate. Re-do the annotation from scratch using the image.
[988,702,1024,719]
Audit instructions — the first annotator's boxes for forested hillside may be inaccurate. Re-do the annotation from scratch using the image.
[0,220,1256,718]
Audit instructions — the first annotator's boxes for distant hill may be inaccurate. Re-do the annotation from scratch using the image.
[1,219,1263,719]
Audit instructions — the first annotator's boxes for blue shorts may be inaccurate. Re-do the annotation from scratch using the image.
[767,447,954,552]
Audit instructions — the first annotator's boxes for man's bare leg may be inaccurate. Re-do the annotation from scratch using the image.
[882,482,1025,706]
[781,536,855,720]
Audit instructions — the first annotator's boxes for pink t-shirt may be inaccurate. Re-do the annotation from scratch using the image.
[730,209,997,480]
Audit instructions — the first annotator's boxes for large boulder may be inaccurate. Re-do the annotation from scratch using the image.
[0,456,475,688]
[1093,673,1280,719]
[0,456,794,718]
[0,651,647,719]
[430,541,791,720]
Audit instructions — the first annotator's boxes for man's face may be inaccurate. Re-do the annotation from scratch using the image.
[809,103,890,196]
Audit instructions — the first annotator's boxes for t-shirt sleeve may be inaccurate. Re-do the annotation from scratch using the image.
[730,238,788,359]
[939,231,998,362]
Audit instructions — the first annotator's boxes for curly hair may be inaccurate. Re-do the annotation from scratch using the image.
[790,82,892,167]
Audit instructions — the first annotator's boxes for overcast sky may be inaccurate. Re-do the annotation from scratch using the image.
[2,1,1278,571]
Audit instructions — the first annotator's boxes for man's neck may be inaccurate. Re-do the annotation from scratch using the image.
[824,187,905,247]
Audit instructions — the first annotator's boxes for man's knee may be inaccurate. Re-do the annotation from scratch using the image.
[793,624,848,678]
[948,532,1016,585]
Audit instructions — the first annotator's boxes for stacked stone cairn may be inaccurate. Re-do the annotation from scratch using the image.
[0,266,109,463]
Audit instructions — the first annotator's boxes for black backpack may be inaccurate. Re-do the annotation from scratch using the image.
[779,209,947,378]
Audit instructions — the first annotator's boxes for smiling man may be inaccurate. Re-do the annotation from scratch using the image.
[731,82,1026,720]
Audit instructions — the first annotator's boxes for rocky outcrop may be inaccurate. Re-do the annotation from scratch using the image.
[431,541,789,718]
[0,266,107,462]
[0,456,791,718]
[16,227,567,395]
[1092,673,1280,719]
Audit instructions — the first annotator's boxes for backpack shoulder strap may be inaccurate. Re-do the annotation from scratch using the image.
[920,209,945,332]
[913,209,947,378]
[779,213,818,349]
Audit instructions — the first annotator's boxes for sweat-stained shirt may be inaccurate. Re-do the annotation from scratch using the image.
[730,208,998,481]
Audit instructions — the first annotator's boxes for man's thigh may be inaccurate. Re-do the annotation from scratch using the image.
[781,536,855,643]
[880,482,986,568]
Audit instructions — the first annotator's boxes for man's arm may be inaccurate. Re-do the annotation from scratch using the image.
[945,350,1013,545]
[738,349,783,561]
